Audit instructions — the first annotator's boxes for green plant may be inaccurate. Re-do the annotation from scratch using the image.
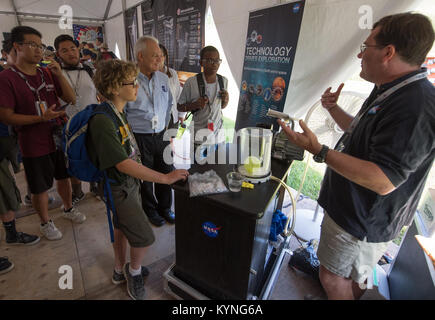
[286,161,324,200]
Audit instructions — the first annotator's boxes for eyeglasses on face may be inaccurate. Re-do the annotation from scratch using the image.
[18,42,44,50]
[122,78,138,87]
[202,58,222,65]
[359,43,384,53]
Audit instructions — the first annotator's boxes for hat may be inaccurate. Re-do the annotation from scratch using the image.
[101,42,109,49]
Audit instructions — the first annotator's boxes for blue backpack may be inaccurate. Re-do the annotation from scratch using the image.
[62,102,119,242]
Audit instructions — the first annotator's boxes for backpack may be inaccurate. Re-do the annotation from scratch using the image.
[196,73,225,100]
[62,102,119,242]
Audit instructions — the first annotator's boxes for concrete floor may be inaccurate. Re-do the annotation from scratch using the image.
[0,166,389,300]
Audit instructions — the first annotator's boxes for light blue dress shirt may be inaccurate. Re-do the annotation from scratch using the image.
[125,71,172,134]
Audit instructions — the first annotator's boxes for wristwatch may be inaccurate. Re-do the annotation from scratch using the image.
[313,145,329,163]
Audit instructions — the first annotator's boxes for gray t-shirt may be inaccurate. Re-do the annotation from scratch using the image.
[178,73,228,144]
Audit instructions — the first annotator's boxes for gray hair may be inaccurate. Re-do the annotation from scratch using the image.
[134,35,159,61]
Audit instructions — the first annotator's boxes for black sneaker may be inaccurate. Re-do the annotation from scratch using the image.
[147,211,165,227]
[72,192,85,206]
[123,263,146,300]
[112,266,150,284]
[6,232,41,246]
[0,257,14,275]
[160,210,175,224]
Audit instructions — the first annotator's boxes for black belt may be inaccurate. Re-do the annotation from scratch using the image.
[140,130,164,137]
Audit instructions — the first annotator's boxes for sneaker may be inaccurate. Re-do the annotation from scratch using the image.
[24,195,32,206]
[6,232,41,246]
[123,263,146,300]
[160,210,175,224]
[63,207,86,224]
[72,192,85,206]
[147,211,165,227]
[0,257,14,275]
[40,220,63,240]
[112,266,150,285]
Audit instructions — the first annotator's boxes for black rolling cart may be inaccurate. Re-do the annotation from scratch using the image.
[163,144,293,300]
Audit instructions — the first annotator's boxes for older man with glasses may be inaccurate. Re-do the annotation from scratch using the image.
[279,12,435,300]
[124,35,176,227]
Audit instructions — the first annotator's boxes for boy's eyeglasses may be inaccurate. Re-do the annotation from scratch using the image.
[202,58,222,65]
[122,79,138,87]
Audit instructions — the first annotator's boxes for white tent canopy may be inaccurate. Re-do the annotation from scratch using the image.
[1,0,433,119]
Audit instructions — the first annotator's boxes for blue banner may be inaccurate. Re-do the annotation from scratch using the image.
[235,1,305,131]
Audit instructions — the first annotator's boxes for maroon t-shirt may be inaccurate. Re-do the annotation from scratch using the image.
[0,67,63,158]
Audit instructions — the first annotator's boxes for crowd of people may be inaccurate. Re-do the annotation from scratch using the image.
[0,26,228,299]
[0,11,434,302]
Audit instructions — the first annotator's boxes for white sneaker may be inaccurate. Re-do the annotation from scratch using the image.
[40,220,63,240]
[63,207,86,224]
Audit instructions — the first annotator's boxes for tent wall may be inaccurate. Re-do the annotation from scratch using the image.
[105,14,127,60]
[210,0,425,119]
[0,15,17,43]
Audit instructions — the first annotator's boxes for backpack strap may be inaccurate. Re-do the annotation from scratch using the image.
[82,64,94,79]
[196,73,206,98]
[90,104,122,244]
[102,171,117,243]
[217,74,225,91]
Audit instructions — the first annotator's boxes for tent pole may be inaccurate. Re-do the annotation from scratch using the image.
[10,0,21,26]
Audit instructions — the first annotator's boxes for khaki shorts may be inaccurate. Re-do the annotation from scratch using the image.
[0,158,21,215]
[110,176,155,248]
[317,212,390,283]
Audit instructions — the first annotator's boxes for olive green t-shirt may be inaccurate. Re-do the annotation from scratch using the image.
[87,110,132,186]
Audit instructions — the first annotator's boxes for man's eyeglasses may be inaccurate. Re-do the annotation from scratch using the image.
[360,44,384,53]
[122,79,138,87]
[18,42,44,50]
[202,58,222,65]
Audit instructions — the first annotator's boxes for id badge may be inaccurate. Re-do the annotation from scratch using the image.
[207,119,214,132]
[35,101,47,116]
[151,115,158,130]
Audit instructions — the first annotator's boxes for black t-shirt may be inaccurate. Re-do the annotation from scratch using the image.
[318,69,435,242]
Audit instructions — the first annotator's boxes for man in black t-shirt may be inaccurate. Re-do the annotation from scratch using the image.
[279,13,434,300]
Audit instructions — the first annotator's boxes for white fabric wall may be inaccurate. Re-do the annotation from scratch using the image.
[20,21,74,47]
[0,15,18,43]
[211,0,424,119]
[105,14,127,60]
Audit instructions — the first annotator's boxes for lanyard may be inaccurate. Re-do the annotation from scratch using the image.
[64,68,82,98]
[140,75,155,104]
[336,70,428,151]
[106,101,142,163]
[11,67,46,101]
[346,71,428,134]
[202,73,220,105]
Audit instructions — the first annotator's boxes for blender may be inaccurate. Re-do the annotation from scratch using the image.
[237,127,273,184]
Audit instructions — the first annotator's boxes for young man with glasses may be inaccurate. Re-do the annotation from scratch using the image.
[278,13,434,300]
[54,34,100,204]
[177,46,229,161]
[0,26,85,241]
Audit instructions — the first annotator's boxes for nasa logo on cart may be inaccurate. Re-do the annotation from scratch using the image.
[202,222,221,238]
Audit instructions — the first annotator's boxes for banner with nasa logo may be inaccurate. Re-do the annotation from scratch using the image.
[235,1,305,131]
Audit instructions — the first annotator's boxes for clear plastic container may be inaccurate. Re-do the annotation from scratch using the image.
[237,127,272,181]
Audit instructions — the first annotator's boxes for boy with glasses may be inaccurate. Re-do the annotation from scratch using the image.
[177,46,229,160]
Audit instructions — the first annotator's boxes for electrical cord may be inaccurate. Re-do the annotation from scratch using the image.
[270,176,296,238]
